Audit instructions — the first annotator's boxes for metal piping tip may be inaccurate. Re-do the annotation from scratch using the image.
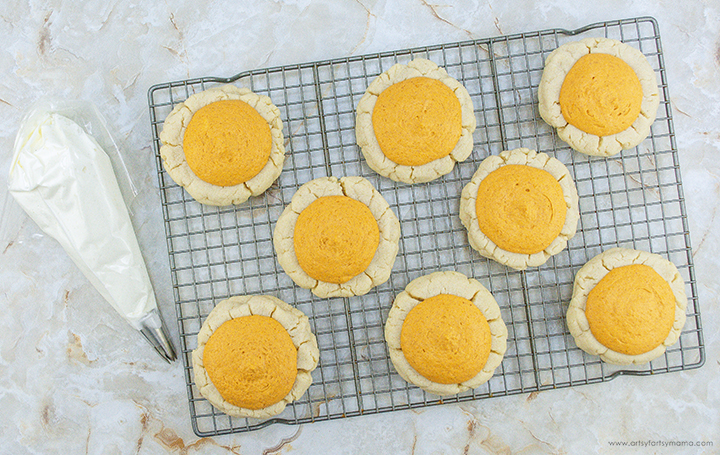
[138,308,177,363]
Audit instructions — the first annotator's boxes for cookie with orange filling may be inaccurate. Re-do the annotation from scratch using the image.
[384,271,507,396]
[159,84,285,205]
[460,148,579,270]
[273,176,400,298]
[538,37,659,156]
[356,58,476,183]
[567,248,687,365]
[192,294,319,419]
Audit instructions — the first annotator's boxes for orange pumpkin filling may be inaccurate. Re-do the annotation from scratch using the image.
[400,294,491,384]
[585,264,676,356]
[559,53,643,136]
[203,315,297,410]
[475,164,566,254]
[183,99,272,187]
[372,77,462,166]
[294,195,380,284]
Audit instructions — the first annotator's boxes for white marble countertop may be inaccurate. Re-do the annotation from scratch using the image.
[2,1,718,454]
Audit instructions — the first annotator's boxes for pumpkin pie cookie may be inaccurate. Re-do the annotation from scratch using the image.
[192,294,319,419]
[273,176,400,298]
[567,248,687,365]
[385,271,507,396]
[460,148,579,270]
[538,37,659,157]
[355,58,476,184]
[159,84,285,206]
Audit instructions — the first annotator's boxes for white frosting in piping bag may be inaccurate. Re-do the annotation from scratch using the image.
[8,112,157,330]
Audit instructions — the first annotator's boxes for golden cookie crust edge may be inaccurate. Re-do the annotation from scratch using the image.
[273,176,401,298]
[191,295,319,419]
[355,58,476,184]
[538,37,659,157]
[159,84,286,206]
[384,271,507,396]
[459,147,580,270]
[566,247,687,365]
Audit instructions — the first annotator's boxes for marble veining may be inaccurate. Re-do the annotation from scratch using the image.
[1,1,719,454]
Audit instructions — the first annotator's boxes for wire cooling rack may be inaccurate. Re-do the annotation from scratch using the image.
[148,16,704,436]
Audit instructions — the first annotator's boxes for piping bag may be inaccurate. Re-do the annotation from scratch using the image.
[7,99,176,362]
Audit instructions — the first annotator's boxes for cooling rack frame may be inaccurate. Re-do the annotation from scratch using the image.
[148,16,704,436]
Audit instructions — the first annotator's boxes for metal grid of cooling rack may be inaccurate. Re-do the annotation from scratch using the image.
[148,16,704,437]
